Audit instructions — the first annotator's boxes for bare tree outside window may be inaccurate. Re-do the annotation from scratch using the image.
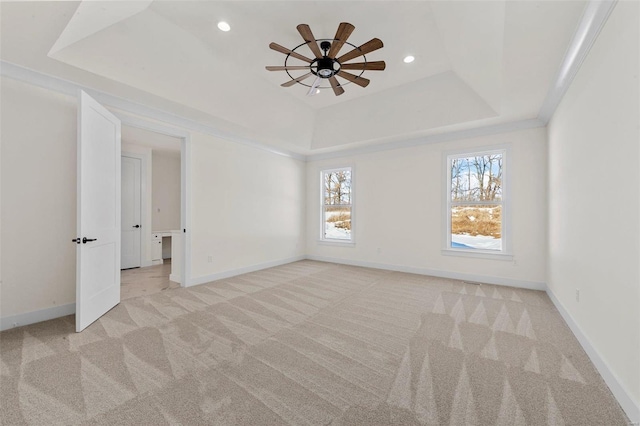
[322,168,352,241]
[449,152,504,250]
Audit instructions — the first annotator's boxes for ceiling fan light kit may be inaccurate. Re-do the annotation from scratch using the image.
[266,22,385,96]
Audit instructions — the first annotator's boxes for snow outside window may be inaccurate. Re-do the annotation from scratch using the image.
[321,167,352,242]
[446,150,505,253]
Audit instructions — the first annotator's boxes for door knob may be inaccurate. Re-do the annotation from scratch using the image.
[133,224,140,228]
[72,238,81,244]
[82,237,97,244]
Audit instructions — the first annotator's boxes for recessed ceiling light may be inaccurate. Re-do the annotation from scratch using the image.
[403,55,415,64]
[217,21,231,32]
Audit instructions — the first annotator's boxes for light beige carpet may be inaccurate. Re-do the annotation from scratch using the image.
[0,260,629,425]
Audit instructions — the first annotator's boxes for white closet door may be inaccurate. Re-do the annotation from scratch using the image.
[121,156,141,269]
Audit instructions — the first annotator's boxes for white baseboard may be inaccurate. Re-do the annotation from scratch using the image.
[0,303,75,332]
[546,288,640,424]
[169,273,180,284]
[187,255,306,287]
[305,255,546,290]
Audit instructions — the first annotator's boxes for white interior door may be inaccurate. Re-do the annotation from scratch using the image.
[76,91,121,332]
[121,156,141,269]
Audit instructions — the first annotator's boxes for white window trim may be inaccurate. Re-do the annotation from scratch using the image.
[442,145,512,260]
[319,165,355,245]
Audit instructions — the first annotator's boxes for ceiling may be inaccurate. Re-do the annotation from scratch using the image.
[0,1,587,154]
[122,125,181,154]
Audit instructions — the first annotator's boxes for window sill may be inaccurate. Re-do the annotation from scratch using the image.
[317,239,355,247]
[441,249,513,261]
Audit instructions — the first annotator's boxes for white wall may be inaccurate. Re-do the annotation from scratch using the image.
[547,1,640,418]
[152,151,180,232]
[306,127,547,287]
[0,77,307,324]
[189,132,306,281]
[1,78,77,318]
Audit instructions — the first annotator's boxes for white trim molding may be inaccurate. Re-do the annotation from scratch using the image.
[546,287,640,424]
[187,255,306,287]
[116,111,191,287]
[0,1,618,163]
[538,0,618,123]
[0,60,305,162]
[306,255,546,291]
[319,165,355,244]
[442,144,512,259]
[307,119,545,162]
[441,249,513,261]
[1,60,546,164]
[0,303,75,332]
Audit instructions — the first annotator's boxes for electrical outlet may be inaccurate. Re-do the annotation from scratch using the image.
[575,289,580,302]
[207,256,213,263]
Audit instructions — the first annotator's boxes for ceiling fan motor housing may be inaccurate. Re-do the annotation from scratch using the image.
[314,57,339,78]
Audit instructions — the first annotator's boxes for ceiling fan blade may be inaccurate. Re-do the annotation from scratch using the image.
[340,61,386,71]
[328,76,345,96]
[296,24,323,58]
[281,72,313,87]
[269,42,313,63]
[307,76,322,96]
[336,38,384,64]
[337,70,370,87]
[266,65,310,71]
[327,22,355,59]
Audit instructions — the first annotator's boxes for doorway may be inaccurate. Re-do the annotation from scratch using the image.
[119,123,185,299]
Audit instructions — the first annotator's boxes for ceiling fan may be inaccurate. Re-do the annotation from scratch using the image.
[266,22,385,96]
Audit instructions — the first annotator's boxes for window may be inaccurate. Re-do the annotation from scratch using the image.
[321,167,353,242]
[446,149,507,255]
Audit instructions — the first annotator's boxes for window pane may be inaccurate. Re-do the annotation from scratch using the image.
[451,154,502,202]
[451,204,501,250]
[324,170,352,206]
[324,206,351,240]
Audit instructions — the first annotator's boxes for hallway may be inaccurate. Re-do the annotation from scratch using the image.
[121,260,179,300]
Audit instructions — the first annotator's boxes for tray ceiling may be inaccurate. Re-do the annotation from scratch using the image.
[0,1,587,154]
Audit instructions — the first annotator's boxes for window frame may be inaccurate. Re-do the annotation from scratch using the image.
[442,146,512,260]
[319,166,355,245]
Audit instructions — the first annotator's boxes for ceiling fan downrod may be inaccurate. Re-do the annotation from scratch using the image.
[313,41,339,78]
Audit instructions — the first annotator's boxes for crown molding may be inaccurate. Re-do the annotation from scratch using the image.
[0,60,544,163]
[538,0,618,124]
[0,60,306,161]
[306,118,545,161]
[0,0,616,162]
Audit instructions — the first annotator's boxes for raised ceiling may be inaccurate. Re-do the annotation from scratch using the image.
[0,1,587,154]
